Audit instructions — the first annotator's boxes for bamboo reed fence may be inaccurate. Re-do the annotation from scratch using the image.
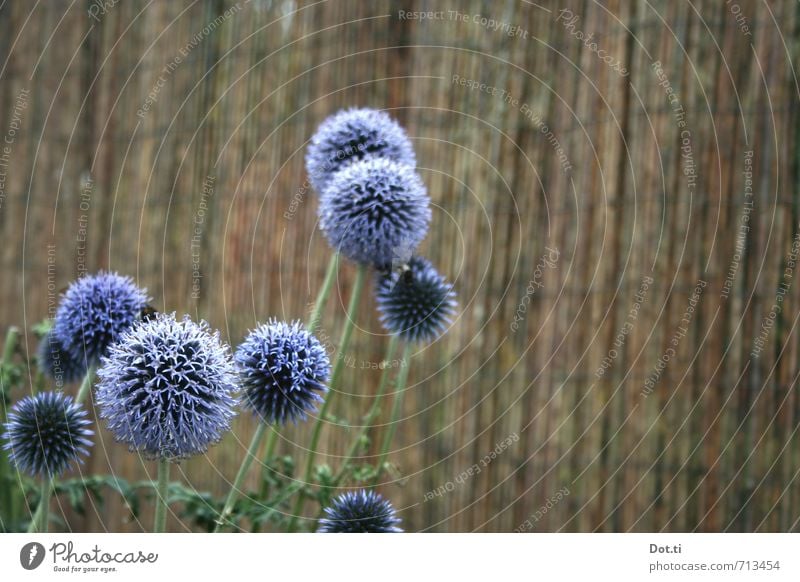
[0,0,799,532]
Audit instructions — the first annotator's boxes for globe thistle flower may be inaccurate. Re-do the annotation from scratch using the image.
[2,391,93,478]
[37,330,87,386]
[319,157,431,267]
[318,489,403,533]
[235,320,330,425]
[53,271,149,366]
[306,108,416,193]
[376,256,457,343]
[96,313,238,461]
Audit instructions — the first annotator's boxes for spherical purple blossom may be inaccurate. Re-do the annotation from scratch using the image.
[319,157,431,267]
[375,256,457,343]
[317,489,403,533]
[37,330,87,386]
[96,313,238,461]
[305,108,416,193]
[2,391,93,478]
[53,272,149,366]
[235,319,330,425]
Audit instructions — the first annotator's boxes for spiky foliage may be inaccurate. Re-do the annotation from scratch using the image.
[37,330,87,385]
[3,391,93,478]
[96,313,238,461]
[375,256,457,343]
[305,107,416,193]
[319,158,431,267]
[235,319,330,425]
[53,272,149,366]
[318,489,403,533]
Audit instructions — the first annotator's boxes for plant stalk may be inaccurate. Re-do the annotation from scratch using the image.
[75,365,96,405]
[307,253,339,332]
[214,422,268,532]
[257,427,280,500]
[29,477,52,533]
[332,334,399,486]
[288,263,367,531]
[1,327,20,531]
[153,459,170,533]
[372,343,412,486]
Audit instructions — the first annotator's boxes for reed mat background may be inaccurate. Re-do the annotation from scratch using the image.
[1,0,799,532]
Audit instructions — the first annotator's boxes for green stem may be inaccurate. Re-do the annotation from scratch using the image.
[257,427,280,500]
[31,477,52,533]
[372,343,412,487]
[75,366,96,405]
[1,327,19,531]
[332,335,399,486]
[307,253,339,332]
[153,459,170,533]
[1,326,18,369]
[214,422,268,532]
[288,263,367,532]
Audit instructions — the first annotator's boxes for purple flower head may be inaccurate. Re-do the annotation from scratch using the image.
[319,157,431,267]
[235,320,330,425]
[38,329,87,386]
[305,108,416,193]
[96,313,238,461]
[376,256,457,343]
[53,271,149,366]
[318,489,403,533]
[2,391,93,478]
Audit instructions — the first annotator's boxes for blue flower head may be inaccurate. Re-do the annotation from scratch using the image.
[235,320,330,425]
[96,313,238,461]
[318,489,403,533]
[53,271,149,366]
[38,329,87,386]
[2,391,93,478]
[319,157,431,267]
[376,256,457,343]
[305,108,416,193]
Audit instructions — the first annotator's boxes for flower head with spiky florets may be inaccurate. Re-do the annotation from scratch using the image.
[305,108,416,193]
[319,157,431,267]
[53,271,149,366]
[317,489,403,533]
[96,313,238,461]
[37,330,87,386]
[376,256,457,343]
[235,319,330,425]
[2,391,93,478]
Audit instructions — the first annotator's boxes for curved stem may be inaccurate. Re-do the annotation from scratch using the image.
[332,335,399,486]
[257,427,280,500]
[153,459,170,533]
[288,263,367,532]
[75,365,96,405]
[1,327,20,529]
[372,343,412,487]
[307,253,339,332]
[31,477,52,533]
[213,422,267,532]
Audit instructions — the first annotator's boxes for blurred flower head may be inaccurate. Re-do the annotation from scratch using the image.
[236,319,330,425]
[37,329,87,386]
[317,489,403,533]
[2,391,93,478]
[376,256,457,343]
[96,313,238,461]
[305,107,416,193]
[319,157,431,267]
[53,271,149,366]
